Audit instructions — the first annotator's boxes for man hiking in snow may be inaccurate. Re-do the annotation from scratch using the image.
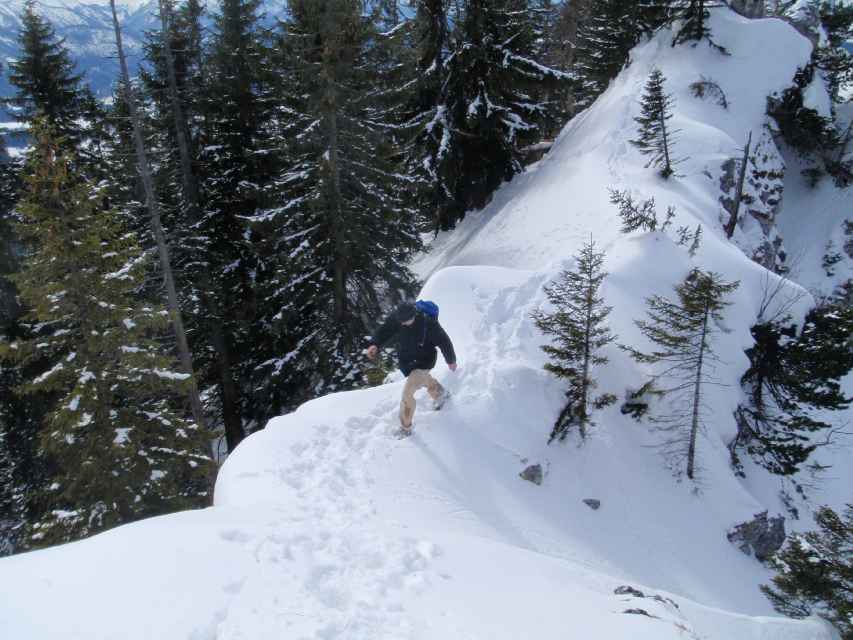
[367,301,457,434]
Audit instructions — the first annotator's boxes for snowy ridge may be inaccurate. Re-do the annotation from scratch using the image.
[1,8,850,640]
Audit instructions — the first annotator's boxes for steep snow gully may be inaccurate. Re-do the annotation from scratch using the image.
[1,8,850,640]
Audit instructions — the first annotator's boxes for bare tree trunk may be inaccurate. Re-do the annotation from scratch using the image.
[320,48,348,324]
[579,278,593,439]
[157,0,244,453]
[660,109,673,178]
[158,0,199,211]
[725,130,752,239]
[687,307,709,480]
[109,0,216,479]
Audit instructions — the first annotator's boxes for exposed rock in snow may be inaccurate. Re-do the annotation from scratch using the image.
[582,498,601,511]
[519,463,543,485]
[615,585,646,597]
[730,0,765,19]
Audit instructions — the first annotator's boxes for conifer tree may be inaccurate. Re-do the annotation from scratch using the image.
[0,156,35,555]
[632,68,681,179]
[532,240,616,442]
[270,0,422,396]
[404,0,464,232]
[670,0,726,51]
[191,0,276,448]
[445,0,568,216]
[762,504,853,640]
[624,269,739,480]
[731,302,853,476]
[816,1,853,108]
[7,1,87,145]
[572,0,638,108]
[0,124,212,547]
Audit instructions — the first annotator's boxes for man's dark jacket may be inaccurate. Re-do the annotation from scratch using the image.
[371,312,456,376]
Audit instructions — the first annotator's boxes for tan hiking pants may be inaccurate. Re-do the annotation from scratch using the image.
[400,369,444,429]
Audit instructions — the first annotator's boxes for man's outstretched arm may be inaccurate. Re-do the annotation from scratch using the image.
[367,316,399,359]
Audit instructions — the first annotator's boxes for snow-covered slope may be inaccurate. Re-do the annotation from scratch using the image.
[1,9,849,640]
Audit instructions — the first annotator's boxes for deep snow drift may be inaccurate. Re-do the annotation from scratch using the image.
[1,9,849,640]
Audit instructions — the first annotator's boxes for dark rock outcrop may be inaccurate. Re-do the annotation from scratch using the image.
[519,464,543,486]
[583,499,601,511]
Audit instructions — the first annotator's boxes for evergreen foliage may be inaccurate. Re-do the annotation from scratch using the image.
[573,0,638,108]
[0,124,212,547]
[404,0,463,232]
[609,189,674,233]
[532,240,616,441]
[188,0,275,447]
[623,269,739,480]
[6,1,89,147]
[816,1,853,107]
[442,0,568,221]
[631,68,681,179]
[270,0,422,396]
[731,302,853,476]
[762,504,853,640]
[670,0,727,52]
[0,154,34,556]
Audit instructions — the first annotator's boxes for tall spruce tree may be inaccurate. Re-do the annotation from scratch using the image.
[0,152,34,556]
[7,1,87,146]
[624,269,739,480]
[632,68,681,179]
[445,0,567,217]
[572,0,638,108]
[0,124,212,548]
[731,302,853,476]
[272,0,422,395]
[762,504,853,640]
[532,240,616,442]
[192,0,276,448]
[404,0,464,232]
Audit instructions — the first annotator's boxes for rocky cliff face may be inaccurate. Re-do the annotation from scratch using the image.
[730,0,766,20]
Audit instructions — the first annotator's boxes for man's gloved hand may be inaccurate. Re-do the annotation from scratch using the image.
[448,362,457,372]
[367,345,379,361]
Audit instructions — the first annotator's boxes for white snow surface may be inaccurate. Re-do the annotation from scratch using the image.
[1,9,849,640]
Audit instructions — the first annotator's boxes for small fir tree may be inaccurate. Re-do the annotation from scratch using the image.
[0,124,212,547]
[761,504,853,640]
[731,302,853,476]
[623,269,739,480]
[609,189,672,233]
[631,68,681,179]
[532,240,616,441]
[671,0,727,52]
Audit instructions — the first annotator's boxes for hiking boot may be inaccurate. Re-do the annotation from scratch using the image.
[433,388,450,410]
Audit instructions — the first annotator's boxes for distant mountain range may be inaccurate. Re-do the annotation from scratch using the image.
[0,0,159,100]
[0,0,291,104]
